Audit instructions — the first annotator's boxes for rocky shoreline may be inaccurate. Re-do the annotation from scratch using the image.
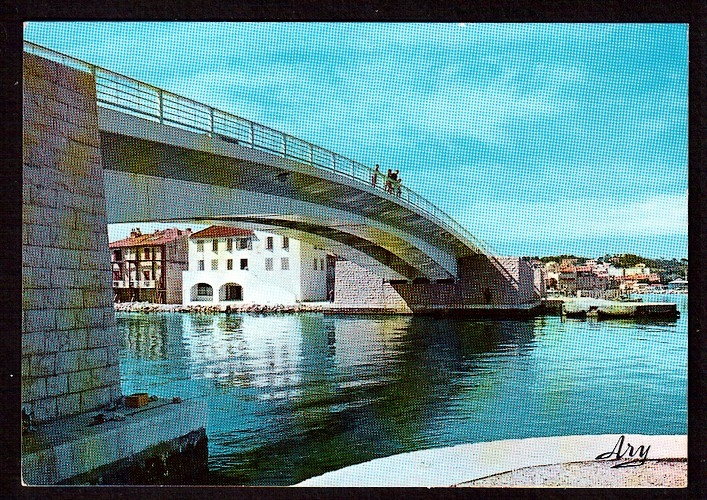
[114,301,333,314]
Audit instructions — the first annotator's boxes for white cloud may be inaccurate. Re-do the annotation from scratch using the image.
[455,191,688,249]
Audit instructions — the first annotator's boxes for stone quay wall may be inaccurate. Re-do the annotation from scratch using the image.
[334,257,537,313]
[333,260,412,313]
[22,53,121,423]
[60,428,209,485]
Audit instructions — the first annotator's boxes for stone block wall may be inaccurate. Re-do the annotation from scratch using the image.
[335,256,538,313]
[334,260,412,313]
[23,53,121,422]
[165,262,184,304]
[532,263,547,298]
[457,255,534,305]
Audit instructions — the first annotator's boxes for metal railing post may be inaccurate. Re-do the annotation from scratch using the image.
[210,108,214,137]
[283,135,287,158]
[158,90,164,124]
[309,144,314,166]
[250,122,255,147]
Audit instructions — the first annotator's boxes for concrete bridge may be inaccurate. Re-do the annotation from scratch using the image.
[24,43,511,285]
[100,107,460,281]
[96,90,494,283]
[21,42,539,484]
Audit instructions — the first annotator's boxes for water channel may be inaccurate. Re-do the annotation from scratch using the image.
[118,294,687,485]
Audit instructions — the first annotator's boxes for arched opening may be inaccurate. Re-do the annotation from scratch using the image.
[220,283,243,301]
[191,283,214,302]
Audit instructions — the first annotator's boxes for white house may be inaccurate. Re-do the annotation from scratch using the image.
[182,225,329,305]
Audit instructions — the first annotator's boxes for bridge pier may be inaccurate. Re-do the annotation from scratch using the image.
[23,52,120,424]
[22,52,206,484]
[333,257,540,316]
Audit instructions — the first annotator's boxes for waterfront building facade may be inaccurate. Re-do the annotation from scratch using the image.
[558,260,578,295]
[575,264,611,298]
[182,225,329,305]
[110,228,191,304]
[544,261,560,291]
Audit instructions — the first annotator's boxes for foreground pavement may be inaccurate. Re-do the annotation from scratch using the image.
[295,434,687,488]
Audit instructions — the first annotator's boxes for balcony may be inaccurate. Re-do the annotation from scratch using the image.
[112,280,157,288]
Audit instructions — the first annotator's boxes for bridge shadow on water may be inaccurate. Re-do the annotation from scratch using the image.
[163,314,540,486]
[116,312,545,485]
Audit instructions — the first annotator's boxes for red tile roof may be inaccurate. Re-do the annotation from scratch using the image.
[190,225,254,239]
[110,228,190,248]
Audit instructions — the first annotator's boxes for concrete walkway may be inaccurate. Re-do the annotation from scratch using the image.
[22,398,206,485]
[294,434,686,487]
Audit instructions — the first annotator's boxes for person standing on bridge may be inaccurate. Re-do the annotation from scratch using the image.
[395,173,402,197]
[388,169,398,195]
[372,164,380,187]
[385,169,393,193]
[391,170,401,196]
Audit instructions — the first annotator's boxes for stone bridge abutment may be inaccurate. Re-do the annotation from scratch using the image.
[23,52,206,486]
[23,52,120,423]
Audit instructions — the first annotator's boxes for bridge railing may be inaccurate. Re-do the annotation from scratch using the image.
[25,41,537,293]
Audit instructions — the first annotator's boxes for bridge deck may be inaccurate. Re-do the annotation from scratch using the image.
[99,109,482,279]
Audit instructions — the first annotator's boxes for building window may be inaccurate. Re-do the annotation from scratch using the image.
[282,236,289,249]
[266,236,273,250]
[281,257,289,270]
[198,260,204,271]
[226,238,233,251]
[192,282,214,302]
[239,238,249,250]
[240,258,248,270]
[223,283,243,301]
[227,259,233,270]
[144,248,151,259]
[211,259,218,271]
[265,258,273,271]
[212,239,218,252]
[113,249,122,261]
[313,258,317,270]
[197,240,204,252]
[321,258,325,271]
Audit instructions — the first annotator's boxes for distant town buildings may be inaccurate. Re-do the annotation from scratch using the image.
[544,258,672,297]
[110,227,191,303]
[181,225,330,305]
[109,225,685,306]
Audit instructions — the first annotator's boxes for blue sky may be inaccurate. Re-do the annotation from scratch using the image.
[24,23,688,258]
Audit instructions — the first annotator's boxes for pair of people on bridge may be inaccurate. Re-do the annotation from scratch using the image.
[371,164,402,197]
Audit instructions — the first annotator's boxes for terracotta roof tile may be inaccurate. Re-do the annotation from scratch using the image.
[190,225,254,239]
[110,228,190,248]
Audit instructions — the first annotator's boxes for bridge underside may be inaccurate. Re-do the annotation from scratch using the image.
[105,171,447,280]
[99,109,486,281]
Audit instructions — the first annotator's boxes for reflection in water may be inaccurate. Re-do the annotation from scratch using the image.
[120,313,188,361]
[117,294,687,485]
[181,314,302,400]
